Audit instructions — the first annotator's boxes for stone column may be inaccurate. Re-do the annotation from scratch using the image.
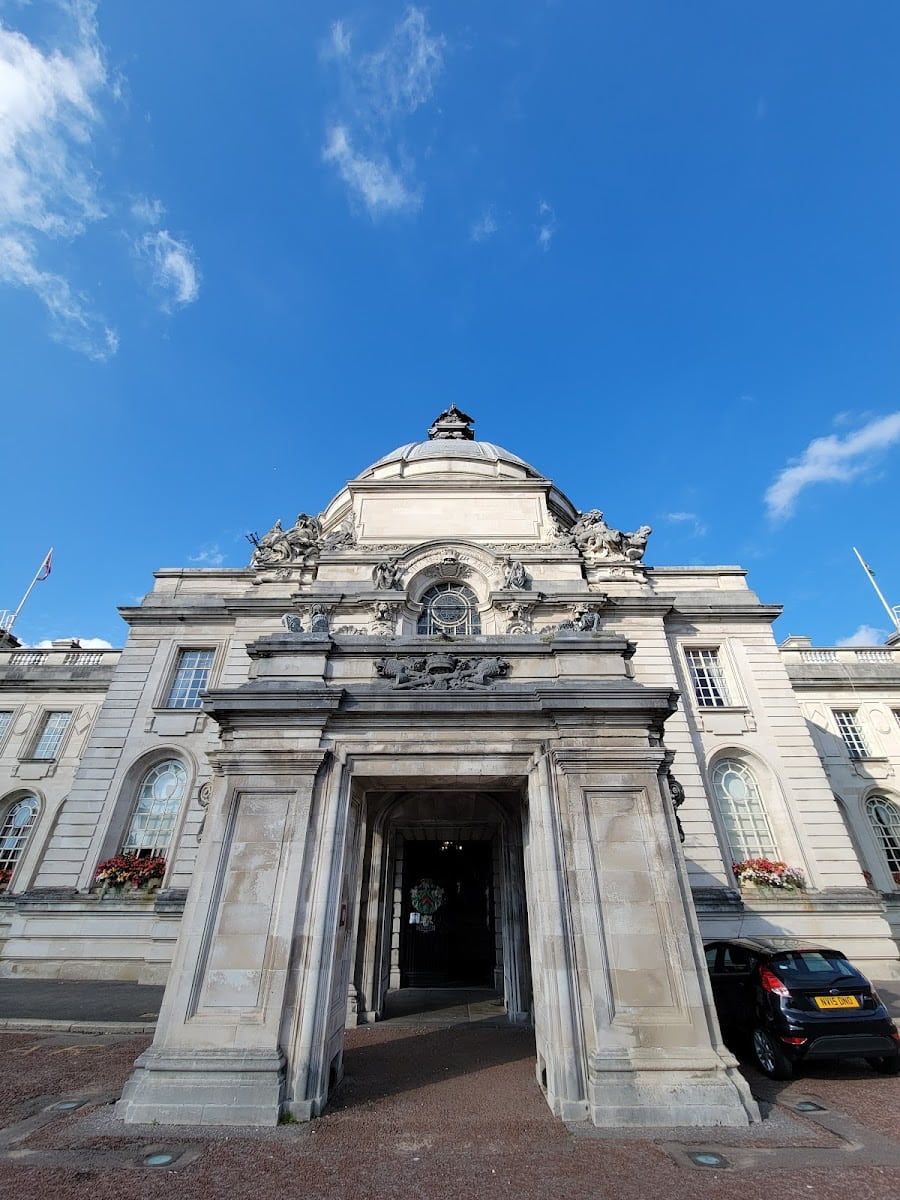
[117,746,330,1125]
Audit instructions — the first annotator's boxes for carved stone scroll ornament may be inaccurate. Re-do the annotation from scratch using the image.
[375,653,510,690]
[281,613,304,633]
[372,558,403,589]
[666,771,686,844]
[196,782,212,844]
[306,604,334,635]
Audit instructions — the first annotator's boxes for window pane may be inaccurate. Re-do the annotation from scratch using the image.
[0,712,12,743]
[417,584,481,636]
[712,759,778,861]
[685,649,732,707]
[0,795,39,874]
[833,710,870,759]
[866,795,900,875]
[32,712,71,759]
[165,650,214,709]
[123,760,188,857]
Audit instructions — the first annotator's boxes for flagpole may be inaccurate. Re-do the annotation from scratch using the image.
[2,548,53,637]
[852,547,900,636]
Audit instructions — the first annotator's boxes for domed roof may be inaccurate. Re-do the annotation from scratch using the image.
[355,406,546,481]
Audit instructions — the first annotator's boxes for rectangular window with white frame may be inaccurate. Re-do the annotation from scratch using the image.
[684,647,733,708]
[164,649,215,709]
[833,709,870,759]
[30,711,72,760]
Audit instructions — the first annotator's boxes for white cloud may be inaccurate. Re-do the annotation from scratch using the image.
[663,511,708,537]
[35,636,113,649]
[188,545,225,567]
[835,624,888,647]
[322,125,419,217]
[536,199,556,251]
[470,207,498,243]
[0,3,200,355]
[0,0,115,355]
[765,412,900,519]
[139,229,200,309]
[322,8,444,218]
[131,195,165,226]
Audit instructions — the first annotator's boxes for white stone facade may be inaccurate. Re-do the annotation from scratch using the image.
[1,407,898,1128]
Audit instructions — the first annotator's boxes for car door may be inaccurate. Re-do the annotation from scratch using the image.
[707,943,758,1036]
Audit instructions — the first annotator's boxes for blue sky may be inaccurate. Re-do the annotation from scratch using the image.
[2,1,899,648]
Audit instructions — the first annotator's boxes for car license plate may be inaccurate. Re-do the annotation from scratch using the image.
[814,995,859,1009]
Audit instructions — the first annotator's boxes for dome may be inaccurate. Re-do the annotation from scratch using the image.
[355,406,547,482]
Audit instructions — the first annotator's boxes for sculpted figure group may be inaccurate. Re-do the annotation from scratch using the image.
[568,510,652,562]
[375,653,510,691]
[252,513,321,567]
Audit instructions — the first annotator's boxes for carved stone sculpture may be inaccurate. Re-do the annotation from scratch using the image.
[503,601,534,634]
[321,515,356,550]
[501,557,529,590]
[281,613,304,634]
[309,604,331,635]
[572,604,603,632]
[372,558,402,589]
[568,510,652,563]
[250,512,321,567]
[375,653,510,690]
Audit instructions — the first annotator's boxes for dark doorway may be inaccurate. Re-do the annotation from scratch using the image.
[400,840,494,987]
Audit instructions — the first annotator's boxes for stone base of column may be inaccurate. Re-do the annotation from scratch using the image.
[585,1049,759,1128]
[117,1047,286,1126]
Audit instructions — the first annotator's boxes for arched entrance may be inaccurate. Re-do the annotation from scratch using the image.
[351,790,531,1025]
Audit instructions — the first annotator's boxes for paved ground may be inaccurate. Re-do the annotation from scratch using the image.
[0,982,899,1198]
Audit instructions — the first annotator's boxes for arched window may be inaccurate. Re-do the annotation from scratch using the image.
[711,759,778,861]
[0,795,39,887]
[123,760,188,858]
[417,583,481,636]
[866,795,900,883]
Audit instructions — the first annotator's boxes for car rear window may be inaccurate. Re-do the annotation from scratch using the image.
[770,951,858,980]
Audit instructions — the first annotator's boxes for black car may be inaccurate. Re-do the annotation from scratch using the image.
[704,937,900,1079]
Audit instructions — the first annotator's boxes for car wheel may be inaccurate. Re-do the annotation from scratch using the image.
[866,1056,900,1075]
[752,1028,794,1080]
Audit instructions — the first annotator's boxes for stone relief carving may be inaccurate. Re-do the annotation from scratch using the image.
[375,653,510,690]
[503,601,535,634]
[371,599,401,633]
[196,782,212,844]
[540,603,604,636]
[569,510,652,563]
[424,552,472,580]
[321,514,356,550]
[306,604,333,634]
[500,557,529,590]
[372,558,403,589]
[281,613,304,633]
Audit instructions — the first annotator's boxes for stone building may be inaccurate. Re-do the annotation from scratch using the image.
[1,406,899,1129]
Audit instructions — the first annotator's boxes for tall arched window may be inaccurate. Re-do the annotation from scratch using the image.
[417,583,481,636]
[123,760,188,858]
[866,795,900,884]
[712,759,778,861]
[0,794,39,888]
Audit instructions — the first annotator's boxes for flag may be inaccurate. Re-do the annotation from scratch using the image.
[37,549,52,581]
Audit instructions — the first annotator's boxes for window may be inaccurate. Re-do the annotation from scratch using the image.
[712,759,778,861]
[31,712,71,760]
[0,795,38,883]
[866,795,900,882]
[685,648,732,707]
[165,649,214,709]
[0,712,13,746]
[833,710,870,759]
[123,760,188,857]
[417,583,481,636]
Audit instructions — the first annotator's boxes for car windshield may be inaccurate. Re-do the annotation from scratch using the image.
[771,950,858,981]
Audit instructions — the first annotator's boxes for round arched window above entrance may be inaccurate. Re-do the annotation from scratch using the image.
[417,583,481,636]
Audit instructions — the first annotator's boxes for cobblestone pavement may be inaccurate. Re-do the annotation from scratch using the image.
[1,1021,899,1200]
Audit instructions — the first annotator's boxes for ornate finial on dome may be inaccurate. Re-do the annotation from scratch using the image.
[427,404,475,441]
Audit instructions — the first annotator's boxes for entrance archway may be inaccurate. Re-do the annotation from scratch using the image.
[351,790,531,1026]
